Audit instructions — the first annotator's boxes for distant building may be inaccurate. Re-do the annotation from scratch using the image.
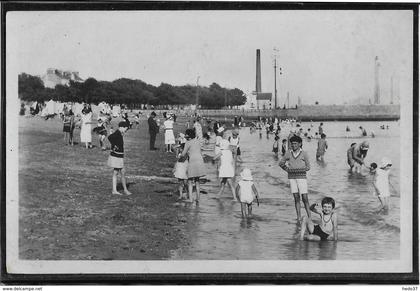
[256,92,272,109]
[240,93,257,109]
[41,68,84,88]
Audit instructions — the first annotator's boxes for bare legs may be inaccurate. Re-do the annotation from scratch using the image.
[301,194,311,219]
[99,135,106,150]
[69,130,74,145]
[178,180,187,199]
[218,178,236,200]
[299,216,320,241]
[112,168,132,195]
[187,178,200,203]
[166,144,174,153]
[293,193,302,221]
[293,193,311,223]
[378,196,390,212]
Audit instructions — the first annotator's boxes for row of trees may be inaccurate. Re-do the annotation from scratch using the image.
[18,73,247,109]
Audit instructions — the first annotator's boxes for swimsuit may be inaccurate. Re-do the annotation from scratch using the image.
[312,213,334,240]
[312,225,329,240]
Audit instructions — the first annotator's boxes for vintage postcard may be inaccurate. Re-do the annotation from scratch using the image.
[3,3,417,282]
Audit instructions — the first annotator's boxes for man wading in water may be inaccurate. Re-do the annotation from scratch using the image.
[279,135,311,224]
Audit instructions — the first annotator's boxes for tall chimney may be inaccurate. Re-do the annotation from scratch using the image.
[256,49,262,93]
[374,56,380,104]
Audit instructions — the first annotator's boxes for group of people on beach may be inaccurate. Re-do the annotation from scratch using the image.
[50,107,395,242]
[248,118,393,240]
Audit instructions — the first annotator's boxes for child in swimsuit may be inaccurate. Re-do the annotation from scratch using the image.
[299,197,338,241]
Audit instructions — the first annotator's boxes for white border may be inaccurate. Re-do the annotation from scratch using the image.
[5,9,415,274]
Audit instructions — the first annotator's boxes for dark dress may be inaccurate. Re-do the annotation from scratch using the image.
[148,116,159,150]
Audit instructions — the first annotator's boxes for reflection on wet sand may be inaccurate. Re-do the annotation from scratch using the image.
[171,121,399,260]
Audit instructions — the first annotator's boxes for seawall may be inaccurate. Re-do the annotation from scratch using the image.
[196,104,400,121]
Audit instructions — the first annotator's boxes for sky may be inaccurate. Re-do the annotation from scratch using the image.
[7,9,413,106]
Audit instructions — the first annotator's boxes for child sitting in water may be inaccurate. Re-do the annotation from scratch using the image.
[299,197,338,241]
[372,158,393,212]
[235,168,260,218]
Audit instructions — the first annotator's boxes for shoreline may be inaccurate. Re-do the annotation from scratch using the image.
[135,104,400,122]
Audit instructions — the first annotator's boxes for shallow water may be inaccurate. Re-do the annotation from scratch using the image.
[171,121,400,260]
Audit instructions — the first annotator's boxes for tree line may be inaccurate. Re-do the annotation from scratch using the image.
[18,73,247,109]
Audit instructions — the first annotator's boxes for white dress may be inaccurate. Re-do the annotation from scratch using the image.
[80,112,92,143]
[238,180,254,204]
[374,168,390,197]
[174,160,188,179]
[164,119,175,145]
[218,148,235,178]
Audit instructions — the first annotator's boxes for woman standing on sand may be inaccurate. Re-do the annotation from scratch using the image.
[163,113,175,153]
[80,104,93,149]
[181,128,206,203]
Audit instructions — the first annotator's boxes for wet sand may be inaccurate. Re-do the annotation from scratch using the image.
[19,115,197,260]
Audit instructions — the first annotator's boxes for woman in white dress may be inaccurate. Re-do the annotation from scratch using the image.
[80,105,93,149]
[163,114,175,152]
[214,139,236,200]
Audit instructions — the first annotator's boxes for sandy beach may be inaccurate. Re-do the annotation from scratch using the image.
[19,114,199,260]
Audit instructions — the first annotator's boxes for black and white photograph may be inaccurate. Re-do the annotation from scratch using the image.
[3,2,418,284]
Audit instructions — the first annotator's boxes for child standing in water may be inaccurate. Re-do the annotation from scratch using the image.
[214,127,224,170]
[107,121,132,196]
[300,197,338,241]
[173,148,189,200]
[372,158,393,212]
[279,135,311,222]
[272,135,280,157]
[229,130,241,165]
[235,168,260,218]
[214,139,236,200]
[316,133,328,161]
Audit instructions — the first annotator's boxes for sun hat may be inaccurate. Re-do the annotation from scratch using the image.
[380,157,392,168]
[240,168,253,181]
[361,141,370,150]
[220,139,230,150]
